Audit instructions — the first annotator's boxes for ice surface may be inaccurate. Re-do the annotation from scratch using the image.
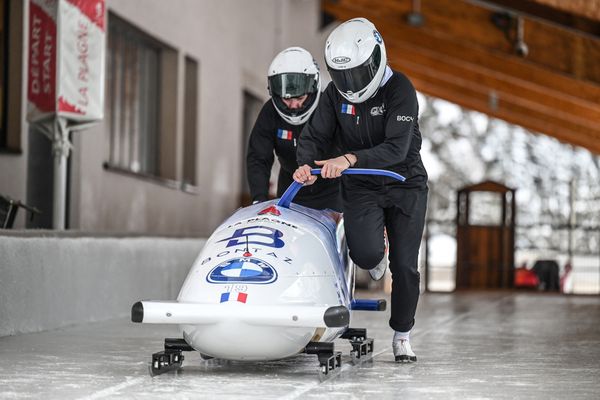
[1,292,599,399]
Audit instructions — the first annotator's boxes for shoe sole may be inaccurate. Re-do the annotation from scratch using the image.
[395,355,417,363]
[369,270,385,281]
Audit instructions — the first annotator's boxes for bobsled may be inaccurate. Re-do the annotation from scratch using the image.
[132,168,405,377]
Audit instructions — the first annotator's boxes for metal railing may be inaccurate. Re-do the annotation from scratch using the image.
[0,195,41,229]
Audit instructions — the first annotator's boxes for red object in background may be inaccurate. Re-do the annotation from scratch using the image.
[514,267,539,288]
[28,1,57,113]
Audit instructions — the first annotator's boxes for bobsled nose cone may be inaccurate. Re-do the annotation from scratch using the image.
[324,305,350,327]
[131,301,144,323]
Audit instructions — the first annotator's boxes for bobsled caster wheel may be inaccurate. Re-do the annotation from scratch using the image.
[150,350,184,376]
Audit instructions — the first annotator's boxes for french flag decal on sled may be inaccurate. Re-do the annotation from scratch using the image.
[277,129,293,140]
[341,104,356,115]
[220,292,248,303]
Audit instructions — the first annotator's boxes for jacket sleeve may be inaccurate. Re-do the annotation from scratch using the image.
[246,103,275,203]
[297,85,338,167]
[353,75,418,168]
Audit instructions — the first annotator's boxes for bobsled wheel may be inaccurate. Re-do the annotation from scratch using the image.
[150,350,184,376]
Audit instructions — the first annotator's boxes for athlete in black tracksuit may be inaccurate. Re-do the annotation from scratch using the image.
[246,100,341,211]
[297,69,428,333]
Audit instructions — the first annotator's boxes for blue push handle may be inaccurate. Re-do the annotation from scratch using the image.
[277,168,406,209]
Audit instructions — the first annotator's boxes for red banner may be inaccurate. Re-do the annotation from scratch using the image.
[27,1,57,114]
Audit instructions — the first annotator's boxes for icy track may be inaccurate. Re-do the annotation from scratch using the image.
[1,292,599,399]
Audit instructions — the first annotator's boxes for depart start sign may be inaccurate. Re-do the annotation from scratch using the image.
[27,0,106,123]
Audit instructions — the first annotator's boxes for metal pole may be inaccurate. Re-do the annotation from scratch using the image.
[52,117,71,230]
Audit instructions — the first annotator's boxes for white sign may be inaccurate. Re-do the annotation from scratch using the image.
[27,0,106,123]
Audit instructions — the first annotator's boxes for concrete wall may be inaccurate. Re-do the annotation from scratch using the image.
[0,235,205,337]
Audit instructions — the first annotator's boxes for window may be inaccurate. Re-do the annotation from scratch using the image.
[468,191,504,226]
[0,0,7,148]
[105,13,164,177]
[182,56,198,186]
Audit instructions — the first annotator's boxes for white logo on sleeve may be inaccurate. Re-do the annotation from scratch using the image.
[396,115,414,122]
[370,103,385,116]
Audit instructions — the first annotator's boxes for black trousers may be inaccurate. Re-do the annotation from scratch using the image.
[343,183,428,332]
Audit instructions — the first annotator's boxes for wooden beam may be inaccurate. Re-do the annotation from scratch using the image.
[396,58,600,154]
[322,0,600,154]
[530,0,600,20]
[385,40,600,128]
[467,0,600,36]
[323,0,600,86]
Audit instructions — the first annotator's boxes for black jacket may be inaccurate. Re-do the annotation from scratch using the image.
[297,70,427,190]
[246,100,341,210]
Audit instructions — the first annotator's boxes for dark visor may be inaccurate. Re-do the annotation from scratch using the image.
[269,73,318,99]
[328,45,381,94]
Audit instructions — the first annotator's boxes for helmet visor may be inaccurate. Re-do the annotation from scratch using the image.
[269,73,318,99]
[271,91,318,120]
[328,45,382,94]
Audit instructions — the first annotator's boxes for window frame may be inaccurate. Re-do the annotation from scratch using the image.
[0,0,9,149]
[104,12,164,179]
[104,12,201,194]
[182,55,199,188]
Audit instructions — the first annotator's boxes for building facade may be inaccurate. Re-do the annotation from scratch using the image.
[0,0,333,235]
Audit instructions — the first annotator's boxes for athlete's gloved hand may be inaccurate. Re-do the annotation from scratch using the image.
[293,164,318,185]
[315,154,355,179]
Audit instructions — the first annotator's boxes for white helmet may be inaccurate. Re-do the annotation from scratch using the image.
[325,18,387,104]
[267,47,321,125]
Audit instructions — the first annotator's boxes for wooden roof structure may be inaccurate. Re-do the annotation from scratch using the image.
[322,0,600,154]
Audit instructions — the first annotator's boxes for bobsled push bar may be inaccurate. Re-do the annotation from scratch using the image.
[132,301,349,328]
[277,168,406,208]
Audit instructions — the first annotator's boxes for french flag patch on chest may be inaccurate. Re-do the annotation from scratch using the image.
[277,129,293,140]
[341,104,356,115]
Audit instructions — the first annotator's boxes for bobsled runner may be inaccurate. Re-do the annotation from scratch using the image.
[132,168,405,378]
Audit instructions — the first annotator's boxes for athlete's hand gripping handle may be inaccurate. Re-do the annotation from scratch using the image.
[278,168,406,208]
